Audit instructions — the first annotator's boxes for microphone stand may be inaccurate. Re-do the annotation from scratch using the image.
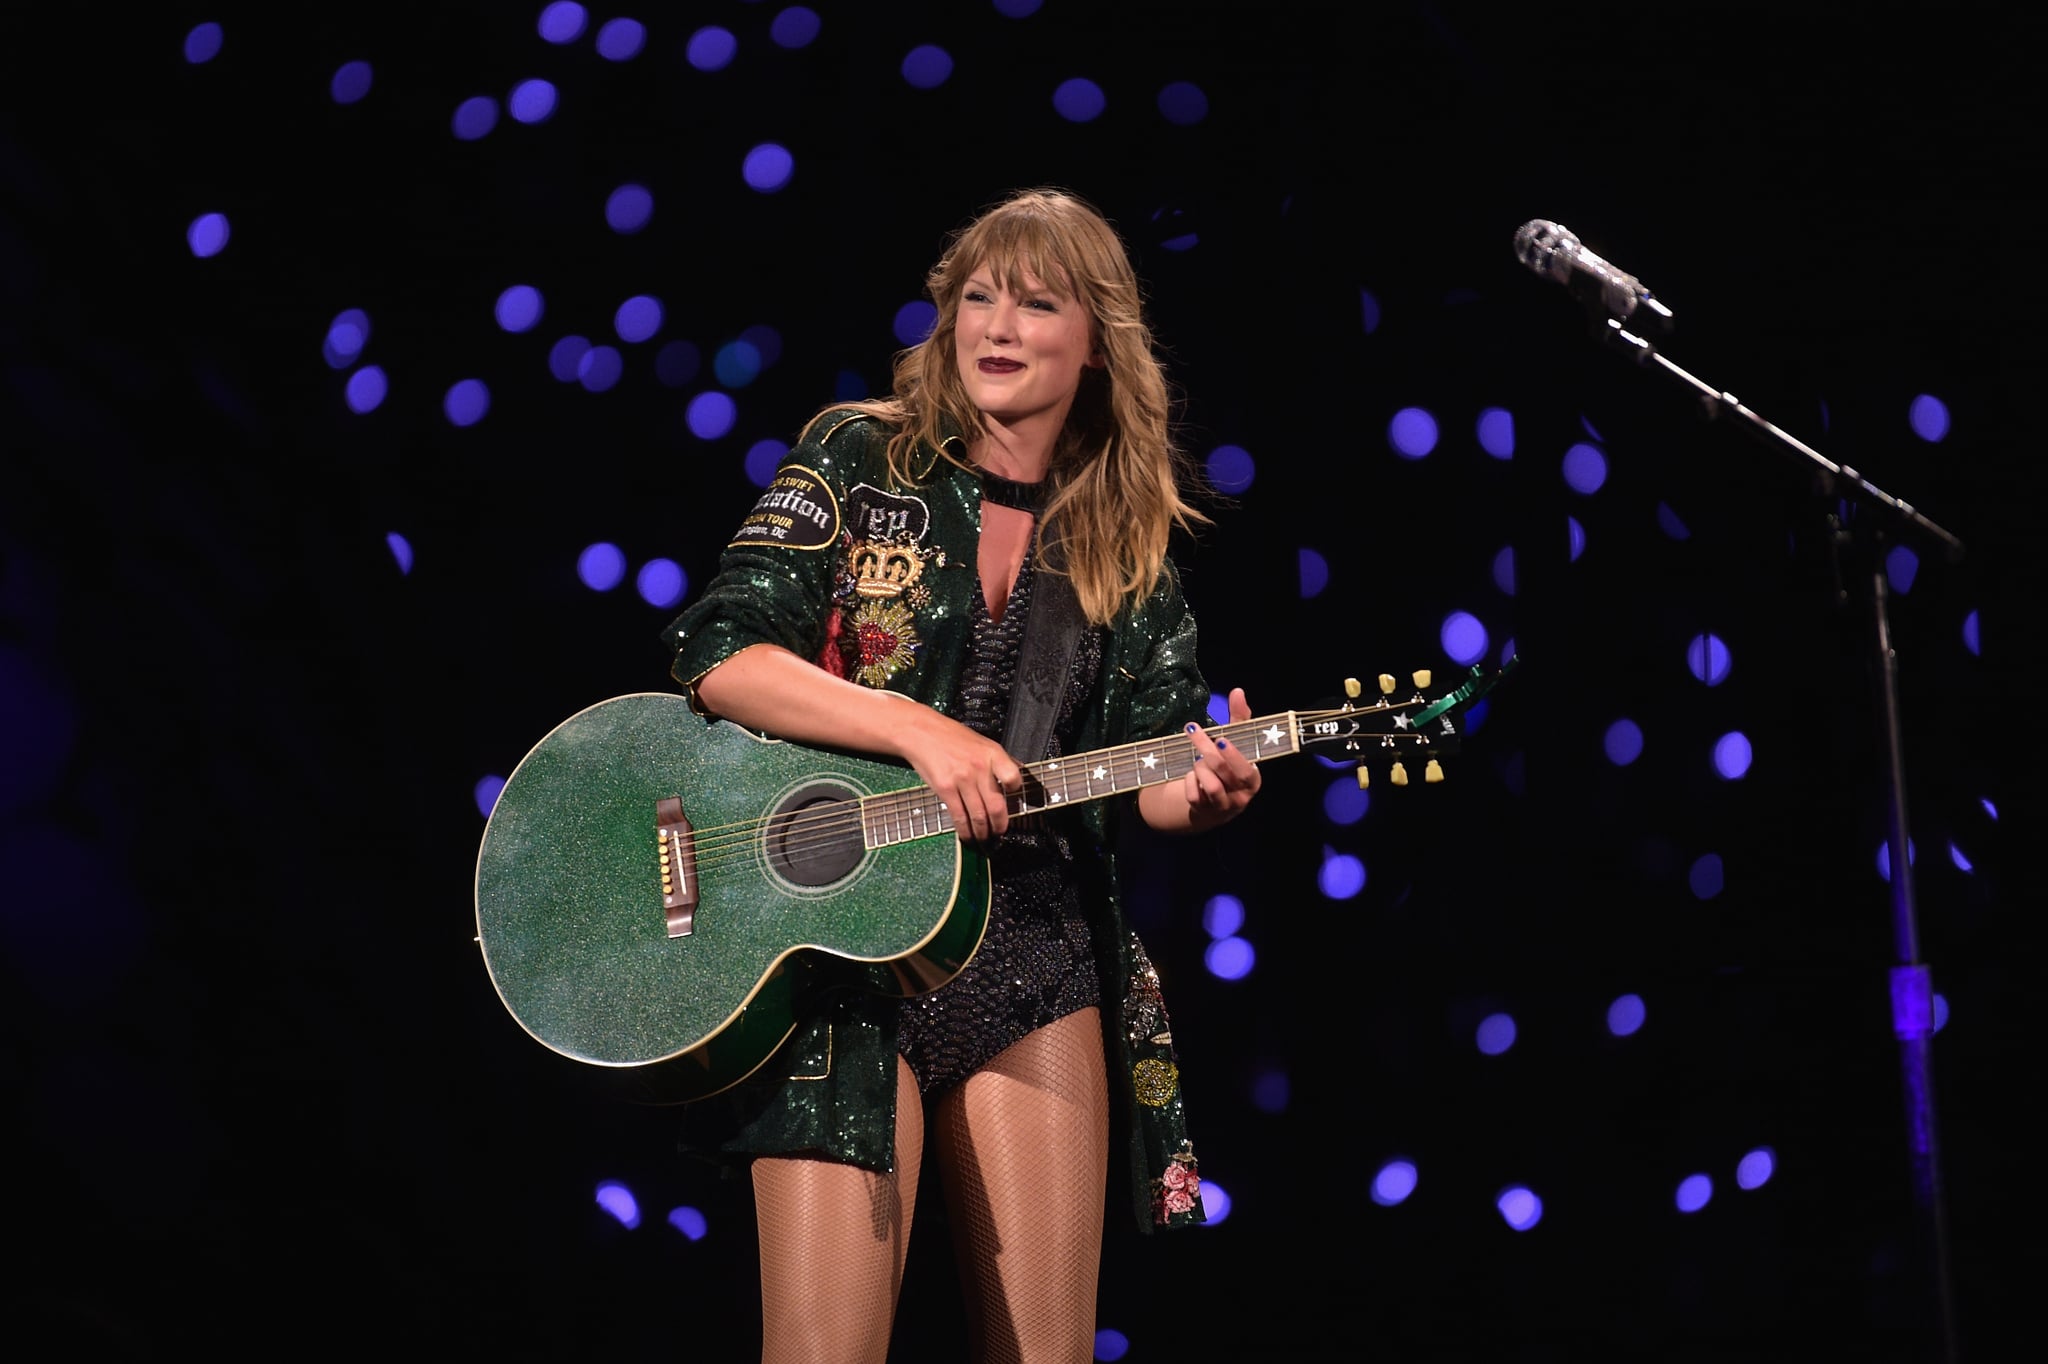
[1599,317,1965,1363]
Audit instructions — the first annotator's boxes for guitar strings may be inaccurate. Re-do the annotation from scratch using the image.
[672,703,1428,877]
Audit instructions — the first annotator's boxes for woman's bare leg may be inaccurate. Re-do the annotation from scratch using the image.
[751,1057,925,1364]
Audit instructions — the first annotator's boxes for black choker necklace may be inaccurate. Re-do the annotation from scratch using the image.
[978,469,1049,513]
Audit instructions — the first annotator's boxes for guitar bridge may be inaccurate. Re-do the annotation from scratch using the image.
[656,796,699,937]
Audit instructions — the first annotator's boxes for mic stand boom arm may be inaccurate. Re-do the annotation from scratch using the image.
[1601,314,1964,1364]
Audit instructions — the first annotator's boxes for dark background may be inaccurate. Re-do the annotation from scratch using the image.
[4,4,2038,1359]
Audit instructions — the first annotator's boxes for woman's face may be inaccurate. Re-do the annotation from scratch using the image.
[953,261,1101,444]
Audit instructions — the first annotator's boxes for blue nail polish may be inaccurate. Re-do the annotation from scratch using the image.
[1217,739,1231,750]
[1185,722,1199,733]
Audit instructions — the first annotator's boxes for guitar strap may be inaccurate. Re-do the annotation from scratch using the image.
[1003,542,1085,763]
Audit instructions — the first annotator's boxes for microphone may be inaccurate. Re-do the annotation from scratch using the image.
[1514,220,1674,334]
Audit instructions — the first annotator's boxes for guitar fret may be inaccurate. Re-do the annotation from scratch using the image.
[865,714,1311,848]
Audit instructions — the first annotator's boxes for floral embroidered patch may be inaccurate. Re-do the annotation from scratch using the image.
[1152,1141,1201,1223]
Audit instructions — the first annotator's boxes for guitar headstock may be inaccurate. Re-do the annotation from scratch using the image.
[1295,661,1515,788]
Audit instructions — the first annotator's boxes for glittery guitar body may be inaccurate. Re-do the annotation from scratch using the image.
[474,667,1508,1104]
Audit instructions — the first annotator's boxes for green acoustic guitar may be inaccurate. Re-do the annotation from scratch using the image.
[472,662,1512,1104]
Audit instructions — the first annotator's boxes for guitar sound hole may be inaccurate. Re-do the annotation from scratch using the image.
[766,782,865,888]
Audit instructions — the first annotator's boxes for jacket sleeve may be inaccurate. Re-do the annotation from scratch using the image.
[661,417,865,698]
[1121,559,1213,742]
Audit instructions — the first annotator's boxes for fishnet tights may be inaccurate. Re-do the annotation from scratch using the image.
[751,1007,1111,1364]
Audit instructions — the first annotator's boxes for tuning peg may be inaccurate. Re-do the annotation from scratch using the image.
[1425,759,1444,783]
[1390,761,1409,786]
[1411,669,1432,691]
[1344,677,1362,698]
[1355,765,1369,789]
[1378,674,1396,695]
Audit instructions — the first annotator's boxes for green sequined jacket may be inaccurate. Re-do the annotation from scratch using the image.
[661,409,1212,1232]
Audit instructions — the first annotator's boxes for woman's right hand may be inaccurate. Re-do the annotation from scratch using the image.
[692,644,1025,845]
[892,706,1027,845]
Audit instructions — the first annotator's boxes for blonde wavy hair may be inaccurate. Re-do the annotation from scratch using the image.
[818,186,1209,626]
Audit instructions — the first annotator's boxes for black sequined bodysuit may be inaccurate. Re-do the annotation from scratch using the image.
[895,544,1105,1095]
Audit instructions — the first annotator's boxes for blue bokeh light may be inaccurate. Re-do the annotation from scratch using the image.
[1198,1178,1231,1225]
[1887,543,1920,594]
[1491,545,1515,596]
[715,340,764,387]
[385,531,414,576]
[538,2,589,44]
[578,542,627,591]
[1251,1068,1290,1114]
[657,340,703,389]
[1475,1012,1517,1055]
[745,438,788,487]
[577,344,623,393]
[688,391,739,440]
[494,285,543,334]
[549,334,591,382]
[324,308,370,367]
[743,143,796,192]
[1908,393,1951,442]
[598,17,647,60]
[1562,442,1608,494]
[1094,1328,1130,1363]
[637,558,687,609]
[1477,407,1515,459]
[1206,444,1255,493]
[1319,848,1366,900]
[1372,1160,1418,1207]
[1388,407,1439,459]
[344,365,387,414]
[1497,1186,1543,1231]
[1052,77,1107,122]
[1962,609,1980,656]
[771,7,822,48]
[331,60,374,105]
[1736,1147,1776,1190]
[994,0,1045,15]
[1202,894,1245,938]
[452,95,499,140]
[615,295,664,343]
[443,378,490,427]
[473,774,505,818]
[1157,80,1209,124]
[1360,289,1382,334]
[1203,936,1255,981]
[1948,840,1973,873]
[1656,501,1692,540]
[1607,993,1646,1037]
[1876,837,1918,883]
[184,22,224,64]
[902,44,954,88]
[1322,775,1368,826]
[1440,611,1488,667]
[667,1206,708,1241]
[1689,852,1725,900]
[1713,731,1752,780]
[1603,717,1643,766]
[685,25,736,70]
[893,300,938,346]
[509,78,558,124]
[1676,1174,1714,1213]
[606,184,654,233]
[595,1180,641,1229]
[1568,515,1586,562]
[1686,633,1732,686]
[187,212,231,258]
[1298,547,1329,599]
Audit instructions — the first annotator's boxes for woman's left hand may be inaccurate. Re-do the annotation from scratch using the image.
[1140,686,1262,834]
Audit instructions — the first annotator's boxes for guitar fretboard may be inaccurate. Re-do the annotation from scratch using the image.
[859,714,1302,848]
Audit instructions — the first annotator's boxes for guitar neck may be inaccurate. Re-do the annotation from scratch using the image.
[860,714,1302,848]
